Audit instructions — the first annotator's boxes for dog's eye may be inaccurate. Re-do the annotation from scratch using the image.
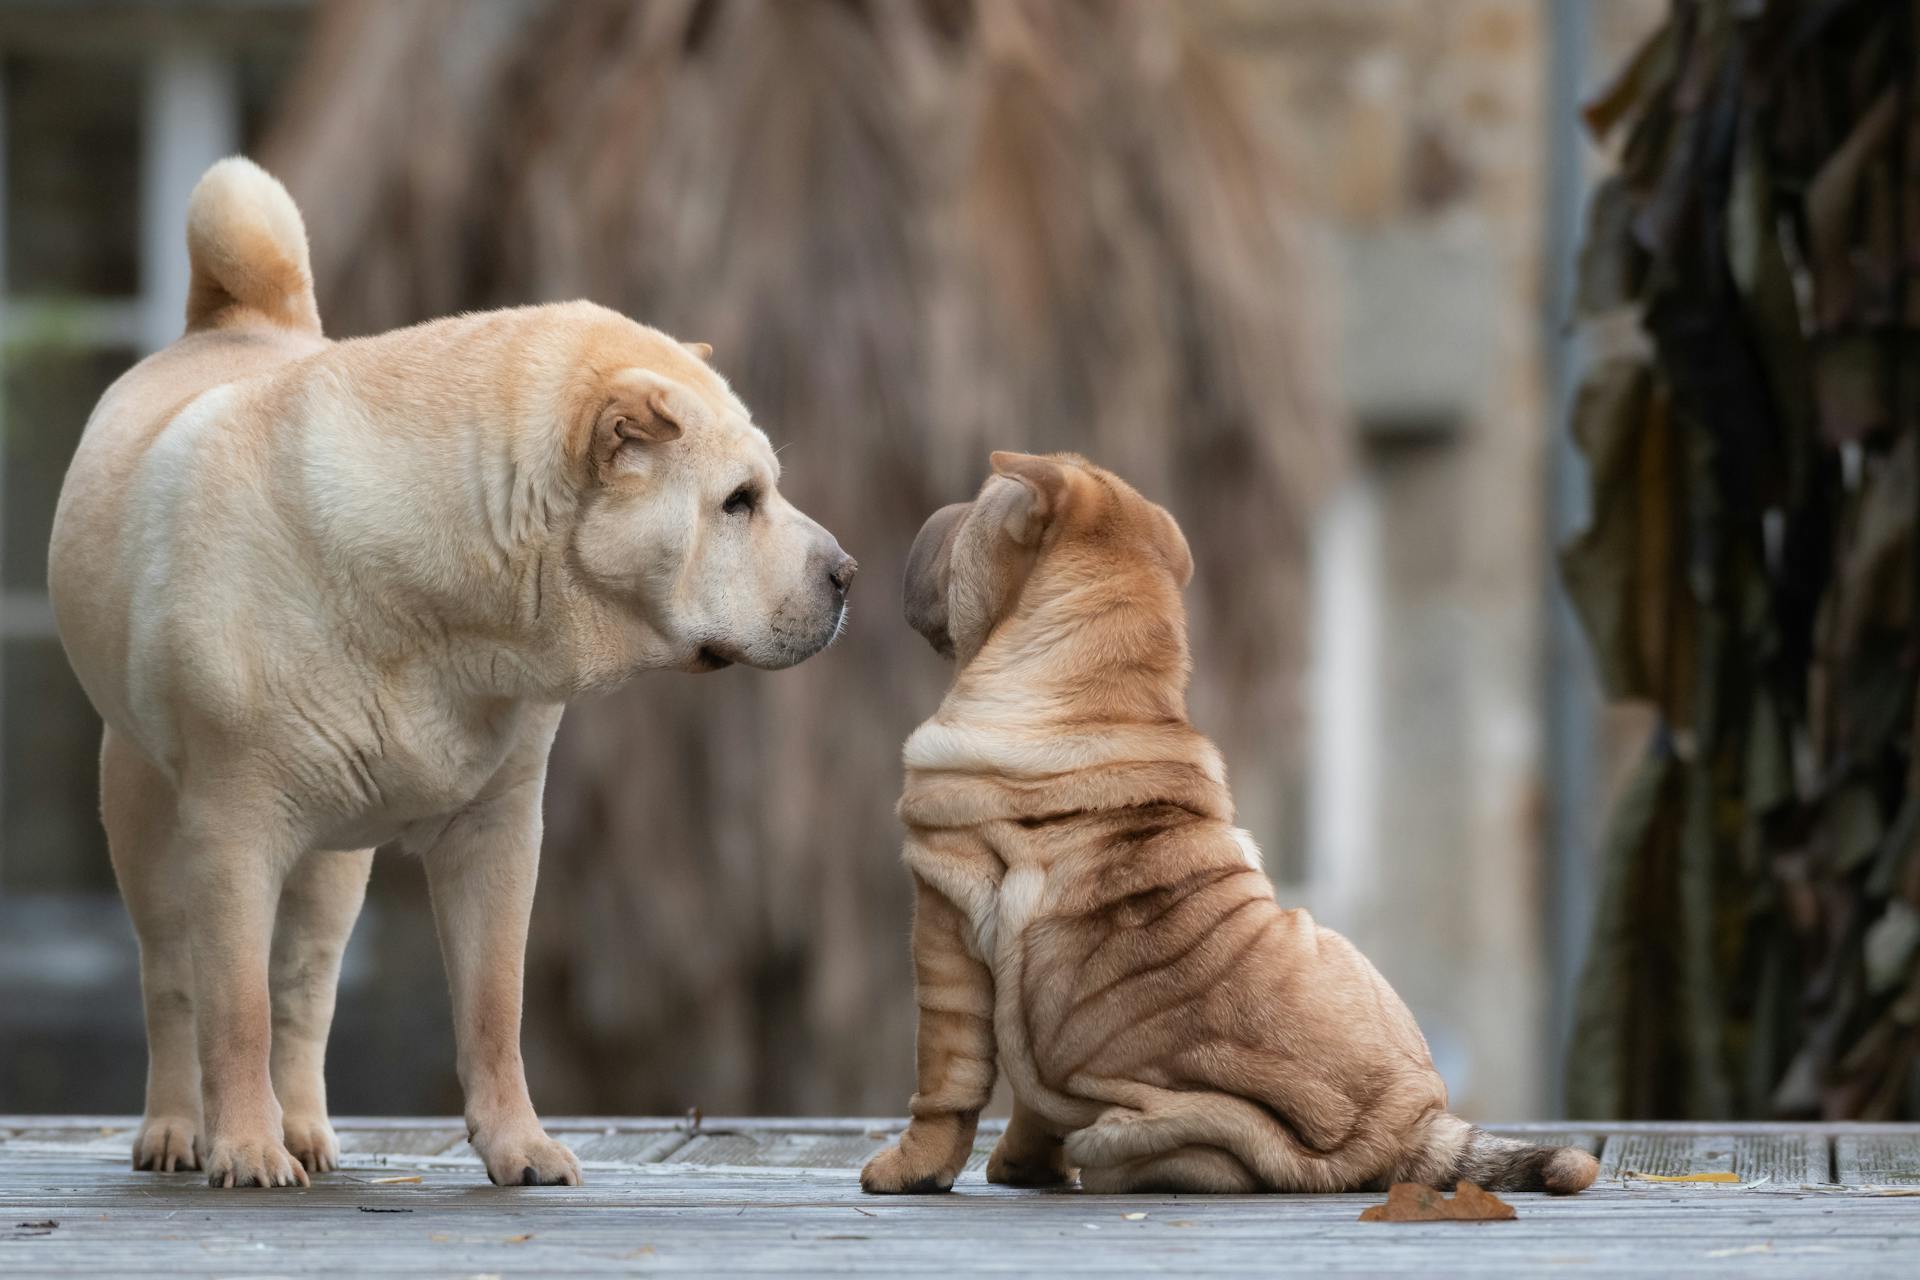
[723,485,758,517]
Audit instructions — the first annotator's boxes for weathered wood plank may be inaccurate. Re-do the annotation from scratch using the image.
[664,1128,895,1169]
[4,1149,1920,1277]
[1835,1133,1920,1186]
[5,1118,1920,1277]
[335,1127,466,1157]
[660,1124,1005,1174]
[1597,1131,1830,1186]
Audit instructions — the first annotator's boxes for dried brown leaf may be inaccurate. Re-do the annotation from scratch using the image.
[1357,1182,1516,1223]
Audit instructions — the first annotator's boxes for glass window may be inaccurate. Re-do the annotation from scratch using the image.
[4,345,132,593]
[1,637,109,892]
[3,52,142,298]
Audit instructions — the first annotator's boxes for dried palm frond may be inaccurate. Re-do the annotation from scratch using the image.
[1565,0,1920,1121]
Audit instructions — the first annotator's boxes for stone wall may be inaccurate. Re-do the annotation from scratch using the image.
[1188,0,1664,1119]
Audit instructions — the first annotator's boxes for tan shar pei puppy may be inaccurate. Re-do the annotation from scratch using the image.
[862,452,1595,1197]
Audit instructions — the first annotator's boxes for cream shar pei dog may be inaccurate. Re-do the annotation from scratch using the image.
[862,452,1595,1197]
[49,158,854,1188]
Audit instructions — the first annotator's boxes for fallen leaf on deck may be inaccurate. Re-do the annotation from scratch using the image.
[370,1175,423,1184]
[1625,1170,1741,1183]
[1358,1182,1516,1223]
[1122,1212,1147,1221]
[503,1233,535,1244]
[1167,1219,1197,1228]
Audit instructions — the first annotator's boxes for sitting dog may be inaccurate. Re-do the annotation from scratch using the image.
[861,452,1595,1195]
[48,158,855,1188]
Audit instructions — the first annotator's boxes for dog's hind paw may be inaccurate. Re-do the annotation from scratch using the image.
[282,1115,341,1174]
[132,1115,202,1173]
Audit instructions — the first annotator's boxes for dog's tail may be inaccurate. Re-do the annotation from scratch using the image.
[183,157,322,337]
[1447,1124,1598,1195]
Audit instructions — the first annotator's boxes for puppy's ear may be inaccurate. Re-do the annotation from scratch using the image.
[592,368,693,473]
[683,341,713,361]
[904,502,968,658]
[1158,507,1194,588]
[986,451,1072,546]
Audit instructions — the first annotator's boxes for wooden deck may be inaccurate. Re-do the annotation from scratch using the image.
[3,1117,1917,1276]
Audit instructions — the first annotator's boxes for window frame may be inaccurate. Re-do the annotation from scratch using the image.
[0,39,239,907]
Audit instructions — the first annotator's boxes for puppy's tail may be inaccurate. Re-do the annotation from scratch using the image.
[183,157,322,337]
[1447,1123,1598,1195]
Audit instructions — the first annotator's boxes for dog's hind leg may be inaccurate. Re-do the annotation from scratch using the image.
[1064,1090,1359,1193]
[269,848,372,1175]
[986,1100,1071,1188]
[1078,1144,1260,1193]
[178,787,310,1188]
[103,730,202,1173]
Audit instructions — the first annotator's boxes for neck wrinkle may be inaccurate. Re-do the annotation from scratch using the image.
[947,586,1191,729]
[898,752,1233,831]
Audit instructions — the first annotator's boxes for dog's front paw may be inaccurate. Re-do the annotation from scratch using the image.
[204,1132,309,1188]
[282,1114,340,1174]
[472,1125,581,1186]
[861,1143,954,1195]
[133,1115,202,1173]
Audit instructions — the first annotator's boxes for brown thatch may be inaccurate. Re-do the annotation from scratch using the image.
[268,0,1333,1113]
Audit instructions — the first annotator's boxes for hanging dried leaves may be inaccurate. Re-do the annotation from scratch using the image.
[1564,0,1920,1121]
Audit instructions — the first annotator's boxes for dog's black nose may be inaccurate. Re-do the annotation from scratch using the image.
[829,552,858,595]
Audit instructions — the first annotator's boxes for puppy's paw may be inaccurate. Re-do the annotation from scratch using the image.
[133,1115,201,1173]
[282,1114,341,1175]
[204,1133,310,1188]
[985,1140,1072,1188]
[860,1143,954,1195]
[472,1126,582,1187]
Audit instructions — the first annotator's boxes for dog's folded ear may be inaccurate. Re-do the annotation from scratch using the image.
[683,341,713,362]
[987,451,1072,546]
[904,502,968,658]
[592,368,696,472]
[1157,507,1194,588]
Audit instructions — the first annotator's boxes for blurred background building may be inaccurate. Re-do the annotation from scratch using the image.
[1,0,1662,1122]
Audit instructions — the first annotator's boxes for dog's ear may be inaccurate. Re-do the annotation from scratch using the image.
[1157,506,1194,588]
[683,341,713,362]
[592,369,694,473]
[903,502,968,658]
[986,451,1072,546]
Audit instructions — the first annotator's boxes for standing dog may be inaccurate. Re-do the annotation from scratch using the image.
[48,158,855,1188]
[861,452,1594,1196]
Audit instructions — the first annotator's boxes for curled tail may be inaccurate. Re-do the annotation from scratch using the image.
[184,157,321,336]
[1452,1126,1598,1195]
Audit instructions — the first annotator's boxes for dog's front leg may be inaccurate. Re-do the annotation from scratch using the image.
[182,805,309,1188]
[423,773,580,1187]
[861,874,996,1194]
